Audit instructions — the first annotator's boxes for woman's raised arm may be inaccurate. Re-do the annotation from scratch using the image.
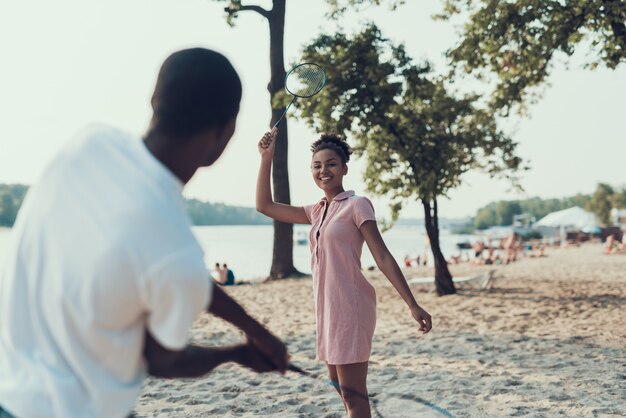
[256,129,310,225]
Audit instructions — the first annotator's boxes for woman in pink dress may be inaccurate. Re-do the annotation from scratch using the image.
[256,130,432,417]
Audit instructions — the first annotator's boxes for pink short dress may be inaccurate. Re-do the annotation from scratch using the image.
[304,190,377,365]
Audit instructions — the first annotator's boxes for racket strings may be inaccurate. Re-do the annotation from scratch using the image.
[286,64,325,97]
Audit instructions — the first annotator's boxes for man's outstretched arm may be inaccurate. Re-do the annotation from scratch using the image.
[144,284,288,378]
[144,332,276,378]
[207,285,288,373]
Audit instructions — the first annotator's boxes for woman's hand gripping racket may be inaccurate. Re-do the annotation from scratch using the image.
[273,63,326,129]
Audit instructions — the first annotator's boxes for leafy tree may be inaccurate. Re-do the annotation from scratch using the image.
[215,0,402,279]
[609,187,626,209]
[496,200,522,225]
[587,182,615,224]
[566,193,594,210]
[475,203,497,229]
[325,0,405,18]
[437,0,626,113]
[0,184,28,227]
[295,25,522,295]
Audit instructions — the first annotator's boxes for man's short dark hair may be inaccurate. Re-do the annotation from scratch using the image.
[152,48,242,138]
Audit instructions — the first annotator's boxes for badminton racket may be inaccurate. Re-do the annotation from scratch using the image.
[273,63,326,129]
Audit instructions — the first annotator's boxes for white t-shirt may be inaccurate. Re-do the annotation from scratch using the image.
[0,125,212,418]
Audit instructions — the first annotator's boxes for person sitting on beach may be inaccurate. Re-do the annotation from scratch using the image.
[605,233,626,254]
[529,241,547,258]
[223,263,236,286]
[214,262,228,283]
[605,234,617,254]
[213,262,236,286]
[256,130,432,418]
[0,48,288,418]
[471,240,485,260]
[403,254,413,267]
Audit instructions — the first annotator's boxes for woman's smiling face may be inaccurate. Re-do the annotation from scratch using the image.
[311,148,347,191]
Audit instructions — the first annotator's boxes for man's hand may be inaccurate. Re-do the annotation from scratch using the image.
[235,343,281,373]
[207,285,289,373]
[246,331,289,374]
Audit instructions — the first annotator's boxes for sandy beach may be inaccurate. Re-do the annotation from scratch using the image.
[135,243,626,417]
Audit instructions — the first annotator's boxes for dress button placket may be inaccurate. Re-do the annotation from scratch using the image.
[315,201,330,265]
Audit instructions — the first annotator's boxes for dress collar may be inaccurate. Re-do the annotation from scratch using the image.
[318,190,355,205]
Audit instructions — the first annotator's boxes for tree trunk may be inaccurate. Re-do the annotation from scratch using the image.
[266,0,301,279]
[423,198,456,296]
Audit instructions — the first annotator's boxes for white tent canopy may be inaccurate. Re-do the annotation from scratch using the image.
[534,206,599,230]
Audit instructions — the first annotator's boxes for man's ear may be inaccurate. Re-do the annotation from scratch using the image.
[343,164,348,175]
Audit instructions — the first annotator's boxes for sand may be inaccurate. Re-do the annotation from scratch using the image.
[135,244,626,417]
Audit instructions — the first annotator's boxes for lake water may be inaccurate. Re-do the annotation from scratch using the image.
[0,225,471,281]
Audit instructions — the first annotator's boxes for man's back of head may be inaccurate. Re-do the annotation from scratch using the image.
[150,48,242,140]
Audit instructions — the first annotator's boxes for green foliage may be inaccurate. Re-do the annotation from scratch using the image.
[609,187,626,209]
[0,184,28,227]
[0,184,269,227]
[186,199,271,225]
[474,203,498,230]
[496,200,522,226]
[216,0,244,26]
[588,182,616,224]
[437,0,626,113]
[218,0,404,25]
[473,183,626,229]
[325,0,405,18]
[296,24,523,221]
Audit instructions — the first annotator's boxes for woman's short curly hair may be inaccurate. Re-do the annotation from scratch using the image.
[310,133,352,164]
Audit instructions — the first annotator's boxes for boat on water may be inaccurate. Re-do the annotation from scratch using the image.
[456,241,472,250]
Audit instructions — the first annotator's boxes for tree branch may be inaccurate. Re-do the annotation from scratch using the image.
[224,3,270,19]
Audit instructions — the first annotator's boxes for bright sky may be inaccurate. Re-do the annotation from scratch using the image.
[1,0,624,219]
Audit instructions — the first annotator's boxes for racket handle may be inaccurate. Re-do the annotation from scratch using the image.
[272,96,297,129]
[288,363,311,376]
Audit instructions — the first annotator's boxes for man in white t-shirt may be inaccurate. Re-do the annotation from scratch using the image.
[0,48,288,418]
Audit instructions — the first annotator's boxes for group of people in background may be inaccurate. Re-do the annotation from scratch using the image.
[468,234,526,265]
[452,233,546,266]
[214,262,236,286]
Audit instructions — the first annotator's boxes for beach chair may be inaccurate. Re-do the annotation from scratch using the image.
[408,270,496,292]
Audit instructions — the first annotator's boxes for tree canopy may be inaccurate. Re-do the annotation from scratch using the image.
[295,24,523,294]
[296,24,523,218]
[437,0,626,113]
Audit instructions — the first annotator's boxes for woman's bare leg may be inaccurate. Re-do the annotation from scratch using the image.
[336,362,371,418]
[326,362,347,412]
